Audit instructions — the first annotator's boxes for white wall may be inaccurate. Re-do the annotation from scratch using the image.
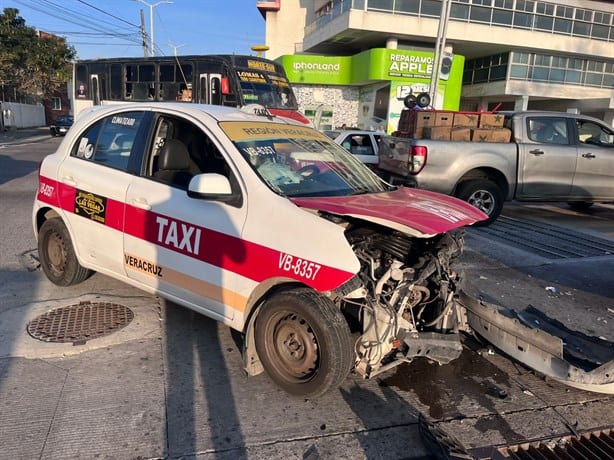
[1,102,45,129]
[294,85,360,129]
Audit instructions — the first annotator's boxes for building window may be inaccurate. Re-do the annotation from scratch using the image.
[510,65,529,79]
[450,3,469,20]
[504,52,614,90]
[592,24,610,40]
[513,11,533,28]
[368,0,393,10]
[516,0,535,13]
[421,0,441,17]
[52,97,61,110]
[534,14,553,32]
[572,21,591,37]
[470,6,491,23]
[395,0,419,14]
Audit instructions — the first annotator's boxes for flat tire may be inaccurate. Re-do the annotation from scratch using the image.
[254,288,353,398]
[38,218,93,286]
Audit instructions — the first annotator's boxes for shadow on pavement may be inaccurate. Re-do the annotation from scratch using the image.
[0,153,40,185]
[164,301,246,457]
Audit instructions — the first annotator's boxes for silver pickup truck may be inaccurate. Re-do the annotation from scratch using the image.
[378,111,614,225]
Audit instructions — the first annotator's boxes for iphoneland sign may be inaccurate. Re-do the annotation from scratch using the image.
[279,55,353,85]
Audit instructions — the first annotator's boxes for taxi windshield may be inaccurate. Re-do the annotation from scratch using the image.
[220,121,388,197]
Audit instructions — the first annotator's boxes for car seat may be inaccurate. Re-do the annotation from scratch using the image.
[534,123,554,143]
[153,139,193,188]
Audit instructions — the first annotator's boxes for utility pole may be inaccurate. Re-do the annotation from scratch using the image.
[139,9,148,57]
[133,0,173,57]
[429,0,452,109]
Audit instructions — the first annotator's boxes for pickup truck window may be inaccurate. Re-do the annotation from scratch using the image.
[528,117,568,144]
[578,120,614,147]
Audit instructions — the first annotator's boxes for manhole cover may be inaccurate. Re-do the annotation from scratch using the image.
[27,301,134,345]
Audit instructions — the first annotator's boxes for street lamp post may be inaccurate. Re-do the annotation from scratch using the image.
[429,0,452,109]
[133,0,173,57]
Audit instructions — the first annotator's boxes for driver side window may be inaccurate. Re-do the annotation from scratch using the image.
[577,120,614,147]
[147,115,233,189]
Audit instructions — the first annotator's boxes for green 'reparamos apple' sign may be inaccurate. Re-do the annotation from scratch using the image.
[278,48,464,111]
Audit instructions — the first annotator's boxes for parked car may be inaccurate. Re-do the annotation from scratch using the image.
[33,103,613,397]
[325,130,384,169]
[49,115,74,136]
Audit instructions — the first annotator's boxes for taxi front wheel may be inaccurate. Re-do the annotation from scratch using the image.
[38,218,93,286]
[254,288,353,398]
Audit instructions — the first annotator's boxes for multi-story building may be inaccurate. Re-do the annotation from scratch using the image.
[257,0,614,132]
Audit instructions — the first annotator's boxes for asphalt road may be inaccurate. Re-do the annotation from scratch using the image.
[1,134,613,459]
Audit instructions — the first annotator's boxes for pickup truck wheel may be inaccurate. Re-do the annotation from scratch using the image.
[254,288,353,398]
[38,218,93,286]
[456,179,503,226]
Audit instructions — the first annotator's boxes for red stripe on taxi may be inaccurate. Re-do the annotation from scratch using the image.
[37,176,354,292]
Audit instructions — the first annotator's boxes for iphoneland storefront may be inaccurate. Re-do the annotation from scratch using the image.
[278,48,465,132]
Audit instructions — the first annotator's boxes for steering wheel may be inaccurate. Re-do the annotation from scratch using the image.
[296,164,320,177]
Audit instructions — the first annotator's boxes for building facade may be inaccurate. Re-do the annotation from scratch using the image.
[257,0,614,131]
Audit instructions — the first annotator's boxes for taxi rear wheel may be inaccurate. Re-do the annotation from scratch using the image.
[254,288,353,398]
[38,218,92,286]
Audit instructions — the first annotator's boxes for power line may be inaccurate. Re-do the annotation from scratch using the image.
[75,0,140,28]
[13,0,143,47]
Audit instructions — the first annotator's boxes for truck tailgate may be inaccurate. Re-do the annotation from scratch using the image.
[378,137,411,178]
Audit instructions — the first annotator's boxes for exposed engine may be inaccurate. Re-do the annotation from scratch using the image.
[338,225,467,378]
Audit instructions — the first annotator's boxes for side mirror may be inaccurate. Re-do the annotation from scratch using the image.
[187,173,232,200]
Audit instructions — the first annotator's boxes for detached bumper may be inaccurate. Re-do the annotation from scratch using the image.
[459,290,614,394]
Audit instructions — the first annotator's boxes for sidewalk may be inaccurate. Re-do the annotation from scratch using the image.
[0,126,51,145]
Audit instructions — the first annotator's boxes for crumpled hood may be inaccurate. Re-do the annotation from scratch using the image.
[290,187,487,237]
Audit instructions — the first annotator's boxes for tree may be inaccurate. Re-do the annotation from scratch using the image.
[0,8,76,101]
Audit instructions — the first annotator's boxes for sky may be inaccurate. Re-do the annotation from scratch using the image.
[2,0,267,60]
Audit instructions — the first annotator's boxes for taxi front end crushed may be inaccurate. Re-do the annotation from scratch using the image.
[335,222,468,379]
[333,219,614,395]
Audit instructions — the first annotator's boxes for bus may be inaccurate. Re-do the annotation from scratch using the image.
[73,54,310,125]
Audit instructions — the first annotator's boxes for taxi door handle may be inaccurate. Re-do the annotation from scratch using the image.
[529,149,544,156]
[62,175,77,186]
[129,198,151,210]
[582,152,596,159]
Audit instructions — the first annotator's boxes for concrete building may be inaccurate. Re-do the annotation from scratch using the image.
[257,0,614,131]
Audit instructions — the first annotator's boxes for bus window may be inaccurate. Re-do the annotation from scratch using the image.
[199,75,208,103]
[91,75,100,105]
[110,64,122,100]
[140,64,155,100]
[211,76,221,105]
[159,64,176,101]
[160,64,174,82]
[76,64,88,98]
[125,65,136,99]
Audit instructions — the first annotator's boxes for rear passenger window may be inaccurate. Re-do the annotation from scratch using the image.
[348,134,375,155]
[527,117,569,145]
[72,112,145,172]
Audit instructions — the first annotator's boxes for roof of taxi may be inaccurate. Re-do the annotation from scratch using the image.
[80,102,296,124]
